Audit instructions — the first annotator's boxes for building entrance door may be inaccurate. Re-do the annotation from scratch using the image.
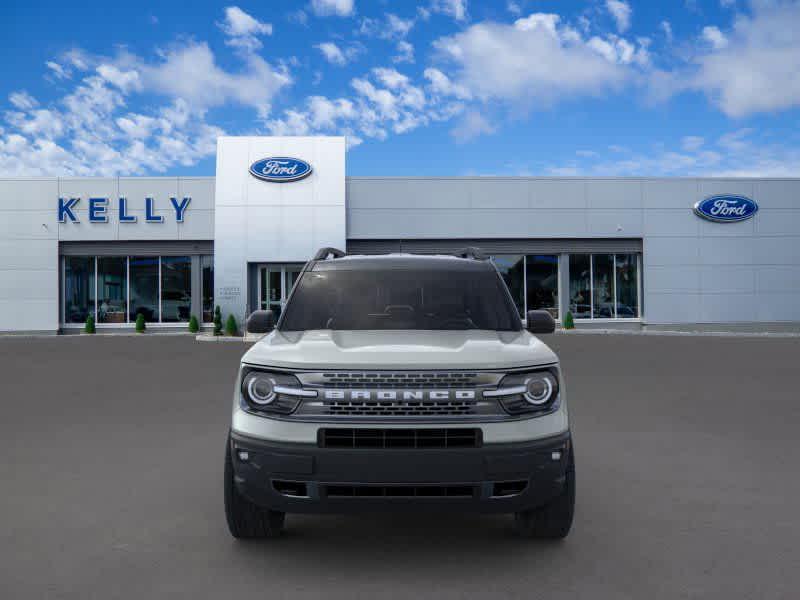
[257,264,303,319]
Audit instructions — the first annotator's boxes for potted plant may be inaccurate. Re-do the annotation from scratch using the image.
[213,306,222,336]
[188,315,199,333]
[135,313,146,333]
[563,311,575,330]
[84,314,95,334]
[225,314,238,337]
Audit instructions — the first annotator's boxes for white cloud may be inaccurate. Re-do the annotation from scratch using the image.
[660,20,673,43]
[701,25,728,49]
[690,2,800,116]
[681,135,704,152]
[315,42,363,66]
[507,1,522,16]
[386,14,414,38]
[423,67,472,100]
[606,0,632,33]
[359,13,415,40]
[266,66,463,145]
[310,0,354,17]
[0,36,289,175]
[218,6,272,51]
[45,61,71,80]
[9,91,38,111]
[96,64,142,93]
[139,42,290,116]
[545,128,800,177]
[393,41,415,63]
[451,110,496,142]
[430,0,468,21]
[432,13,639,107]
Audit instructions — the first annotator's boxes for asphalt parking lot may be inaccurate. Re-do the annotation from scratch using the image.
[1,334,799,599]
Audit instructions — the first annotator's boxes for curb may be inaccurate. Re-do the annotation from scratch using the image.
[556,329,800,338]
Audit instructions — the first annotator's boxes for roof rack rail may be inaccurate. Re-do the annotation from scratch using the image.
[313,247,346,260]
[453,247,488,260]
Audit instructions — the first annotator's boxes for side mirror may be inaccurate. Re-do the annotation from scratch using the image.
[526,310,556,334]
[246,310,276,334]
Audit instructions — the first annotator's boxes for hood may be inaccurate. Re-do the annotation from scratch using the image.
[241,329,558,370]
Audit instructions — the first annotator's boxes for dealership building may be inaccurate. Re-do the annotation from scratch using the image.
[1,135,799,334]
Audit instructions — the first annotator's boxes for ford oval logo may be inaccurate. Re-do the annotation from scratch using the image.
[693,195,758,223]
[249,157,312,182]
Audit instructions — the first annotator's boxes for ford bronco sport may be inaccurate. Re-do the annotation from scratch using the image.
[224,247,574,539]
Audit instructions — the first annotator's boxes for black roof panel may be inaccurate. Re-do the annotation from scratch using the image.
[310,253,494,272]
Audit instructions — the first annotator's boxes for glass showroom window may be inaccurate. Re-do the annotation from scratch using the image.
[161,256,191,322]
[526,255,559,319]
[569,253,640,319]
[64,256,95,324]
[568,254,592,319]
[97,257,127,323]
[591,254,615,318]
[201,255,214,323]
[491,255,525,317]
[615,254,640,318]
[129,256,159,322]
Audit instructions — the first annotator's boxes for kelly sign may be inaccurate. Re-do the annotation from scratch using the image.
[58,197,191,223]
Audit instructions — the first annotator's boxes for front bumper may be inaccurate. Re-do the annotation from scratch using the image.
[230,430,572,514]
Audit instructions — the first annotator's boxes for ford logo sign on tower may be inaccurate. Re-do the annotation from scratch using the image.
[694,195,758,223]
[249,157,313,182]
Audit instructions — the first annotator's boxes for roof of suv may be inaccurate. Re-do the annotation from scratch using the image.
[310,253,495,272]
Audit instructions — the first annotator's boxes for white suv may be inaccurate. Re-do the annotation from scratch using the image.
[224,248,574,539]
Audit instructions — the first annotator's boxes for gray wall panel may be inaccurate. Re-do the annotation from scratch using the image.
[59,241,213,256]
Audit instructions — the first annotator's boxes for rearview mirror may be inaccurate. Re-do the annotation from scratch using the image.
[246,310,276,334]
[526,310,556,334]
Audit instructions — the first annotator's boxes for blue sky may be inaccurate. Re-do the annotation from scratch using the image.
[1,0,798,177]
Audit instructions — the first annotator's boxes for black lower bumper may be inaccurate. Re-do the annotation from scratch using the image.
[230,430,572,514]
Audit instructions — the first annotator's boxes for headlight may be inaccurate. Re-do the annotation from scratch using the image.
[484,368,560,415]
[243,372,276,405]
[240,367,317,415]
[523,373,556,405]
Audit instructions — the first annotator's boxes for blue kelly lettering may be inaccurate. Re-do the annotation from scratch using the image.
[58,198,79,223]
[145,197,163,223]
[88,198,108,223]
[170,197,191,222]
[119,197,136,223]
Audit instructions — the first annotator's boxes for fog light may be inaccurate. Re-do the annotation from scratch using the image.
[237,450,250,462]
[551,451,561,461]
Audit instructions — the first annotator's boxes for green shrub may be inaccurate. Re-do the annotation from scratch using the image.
[135,313,146,333]
[84,314,95,334]
[563,311,575,330]
[225,314,238,337]
[188,315,199,333]
[213,306,222,336]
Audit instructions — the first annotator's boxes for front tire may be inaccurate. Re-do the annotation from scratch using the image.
[514,449,575,539]
[224,433,285,539]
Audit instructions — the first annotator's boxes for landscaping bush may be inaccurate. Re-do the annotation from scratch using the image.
[563,311,575,330]
[84,315,95,334]
[188,315,199,333]
[135,313,146,333]
[225,314,238,337]
[213,306,222,336]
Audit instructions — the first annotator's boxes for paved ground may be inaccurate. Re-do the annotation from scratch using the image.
[1,334,799,599]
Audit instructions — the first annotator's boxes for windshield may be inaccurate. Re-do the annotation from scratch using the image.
[280,268,522,331]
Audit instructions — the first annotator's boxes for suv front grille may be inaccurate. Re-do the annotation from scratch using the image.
[319,427,482,449]
[317,372,481,389]
[326,399,476,417]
